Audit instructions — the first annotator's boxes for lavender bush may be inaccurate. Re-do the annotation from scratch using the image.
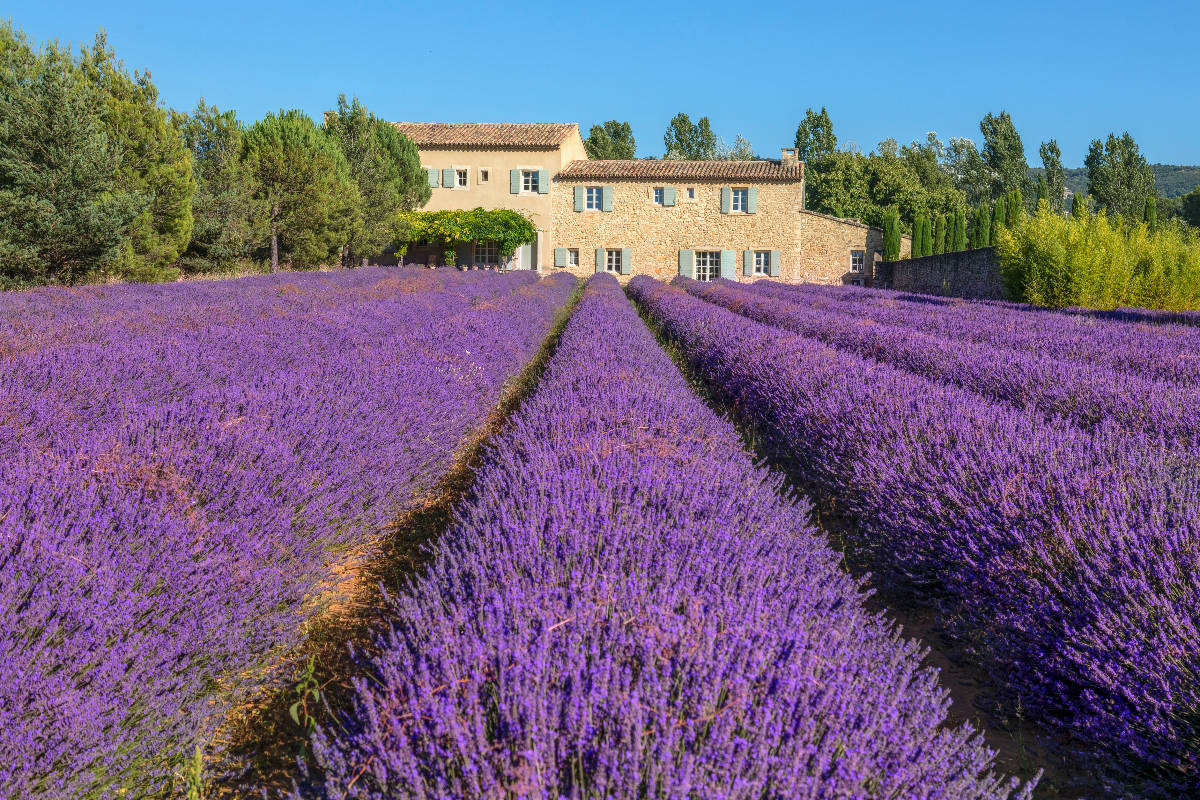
[629,276,1200,793]
[0,267,575,798]
[307,274,1035,800]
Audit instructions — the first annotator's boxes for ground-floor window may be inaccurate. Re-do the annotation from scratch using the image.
[605,249,623,273]
[695,251,720,281]
[753,250,770,275]
[567,248,579,267]
[850,250,865,273]
[474,240,498,265]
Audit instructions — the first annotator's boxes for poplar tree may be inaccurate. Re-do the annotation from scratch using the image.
[1085,132,1155,218]
[1039,139,1066,212]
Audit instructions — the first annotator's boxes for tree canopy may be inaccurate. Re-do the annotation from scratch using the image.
[793,107,836,163]
[663,113,717,160]
[584,120,636,159]
[1085,132,1156,219]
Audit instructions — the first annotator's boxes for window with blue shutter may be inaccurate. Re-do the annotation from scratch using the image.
[601,186,614,212]
[427,168,440,187]
[720,250,736,279]
[743,250,754,277]
[720,187,732,214]
[678,249,694,278]
[620,248,632,275]
[442,168,455,189]
[510,169,521,194]
[663,187,676,206]
[554,248,567,267]
[595,248,604,274]
[574,186,585,212]
[747,187,758,213]
[538,169,550,194]
[769,250,781,277]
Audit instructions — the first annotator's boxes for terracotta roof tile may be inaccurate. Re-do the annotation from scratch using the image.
[390,122,578,149]
[556,159,804,182]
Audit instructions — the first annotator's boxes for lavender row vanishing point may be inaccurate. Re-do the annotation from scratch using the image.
[628,276,1200,793]
[306,274,1036,800]
[0,268,575,798]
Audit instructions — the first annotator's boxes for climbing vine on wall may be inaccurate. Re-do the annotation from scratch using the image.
[394,208,537,259]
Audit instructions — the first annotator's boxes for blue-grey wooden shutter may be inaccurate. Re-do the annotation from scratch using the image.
[510,169,521,194]
[602,186,614,212]
[595,248,605,273]
[574,186,585,212]
[664,187,676,206]
[538,169,550,194]
[620,248,632,275]
[720,187,732,214]
[769,250,781,277]
[747,187,758,213]
[678,249,693,277]
[554,247,567,267]
[427,168,440,187]
[743,250,754,277]
[720,250,736,279]
[442,168,455,188]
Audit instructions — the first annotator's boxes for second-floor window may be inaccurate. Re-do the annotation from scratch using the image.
[753,250,770,275]
[479,168,490,183]
[653,187,664,205]
[522,170,539,193]
[851,250,865,273]
[606,249,623,273]
[456,169,468,188]
[731,188,749,212]
[586,187,602,210]
[695,251,720,282]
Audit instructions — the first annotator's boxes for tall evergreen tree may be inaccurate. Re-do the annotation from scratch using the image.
[952,209,968,251]
[81,32,195,281]
[174,100,260,273]
[1039,139,1066,212]
[584,120,636,160]
[1036,176,1049,209]
[1144,196,1158,234]
[919,215,933,257]
[1071,192,1087,219]
[971,204,991,249]
[980,110,1030,200]
[933,213,946,254]
[1085,132,1156,219]
[882,206,901,260]
[1006,189,1023,226]
[992,196,1007,238]
[0,23,143,286]
[243,110,359,271]
[1182,185,1200,228]
[793,107,837,163]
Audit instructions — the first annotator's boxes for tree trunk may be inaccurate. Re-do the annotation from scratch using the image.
[269,205,279,273]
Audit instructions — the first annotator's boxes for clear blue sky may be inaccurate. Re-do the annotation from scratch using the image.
[7,0,1199,166]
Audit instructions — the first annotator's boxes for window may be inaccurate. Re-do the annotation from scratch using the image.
[686,187,696,200]
[695,251,720,282]
[474,240,498,265]
[567,248,579,267]
[753,250,771,276]
[850,250,865,273]
[653,187,665,205]
[586,187,602,210]
[848,277,863,286]
[479,168,490,183]
[522,170,539,193]
[605,249,622,273]
[456,169,468,188]
[731,188,749,212]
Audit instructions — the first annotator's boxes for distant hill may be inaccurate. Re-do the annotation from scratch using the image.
[1031,164,1200,198]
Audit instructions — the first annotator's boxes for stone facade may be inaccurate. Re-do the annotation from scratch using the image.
[798,210,912,286]
[876,247,1005,299]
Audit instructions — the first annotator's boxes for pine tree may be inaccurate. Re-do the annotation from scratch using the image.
[882,207,901,260]
[953,209,968,251]
[1144,196,1158,234]
[992,196,1006,240]
[933,214,946,254]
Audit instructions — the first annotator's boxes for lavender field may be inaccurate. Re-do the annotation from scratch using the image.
[2,268,1195,799]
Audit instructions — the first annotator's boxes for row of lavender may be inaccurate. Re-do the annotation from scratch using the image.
[629,277,1200,793]
[756,280,1200,386]
[679,278,1200,443]
[305,275,1035,799]
[0,268,576,798]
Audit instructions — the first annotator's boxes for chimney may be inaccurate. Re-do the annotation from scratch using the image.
[780,147,800,167]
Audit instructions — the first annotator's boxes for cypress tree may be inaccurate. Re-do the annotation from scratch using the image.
[1036,176,1050,209]
[976,205,991,249]
[933,214,946,255]
[1144,196,1158,234]
[1071,193,1086,218]
[920,216,933,257]
[910,214,923,257]
[1006,189,1023,226]
[882,207,901,260]
[992,196,1006,240]
[953,209,968,251]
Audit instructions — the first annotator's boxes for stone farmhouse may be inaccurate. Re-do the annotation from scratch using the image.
[393,121,909,284]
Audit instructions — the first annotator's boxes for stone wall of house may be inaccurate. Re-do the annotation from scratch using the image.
[876,246,1006,299]
[550,179,804,283]
[797,210,912,286]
